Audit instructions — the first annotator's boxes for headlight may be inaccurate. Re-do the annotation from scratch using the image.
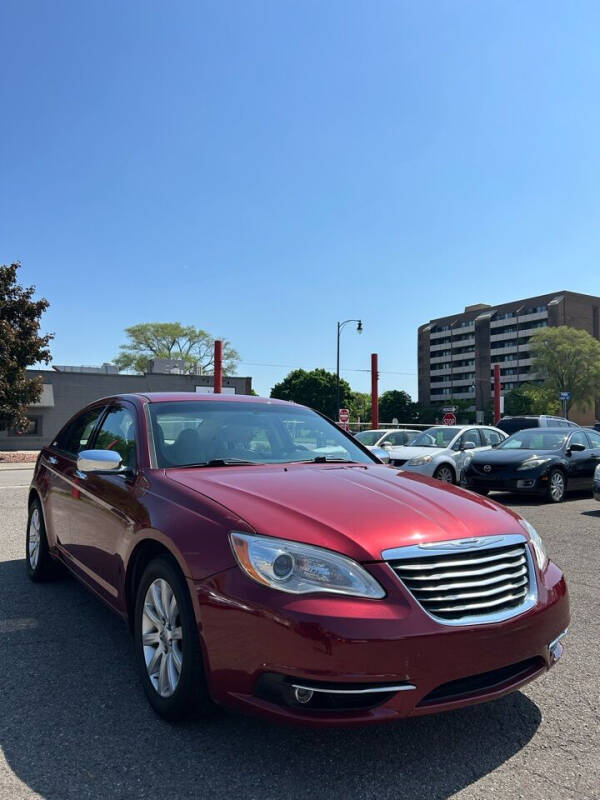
[595,463,600,479]
[517,458,550,471]
[463,455,473,468]
[229,532,386,598]
[408,455,434,466]
[520,519,548,571]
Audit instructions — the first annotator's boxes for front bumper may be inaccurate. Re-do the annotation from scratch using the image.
[191,556,570,727]
[464,468,549,494]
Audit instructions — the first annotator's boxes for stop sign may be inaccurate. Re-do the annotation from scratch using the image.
[442,412,456,425]
[338,408,350,423]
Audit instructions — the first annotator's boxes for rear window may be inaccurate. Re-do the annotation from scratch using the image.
[496,417,539,435]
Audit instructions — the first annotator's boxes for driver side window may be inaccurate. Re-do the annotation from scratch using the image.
[461,429,481,448]
[569,431,588,450]
[94,406,138,469]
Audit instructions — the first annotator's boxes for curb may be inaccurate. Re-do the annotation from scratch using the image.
[0,463,36,471]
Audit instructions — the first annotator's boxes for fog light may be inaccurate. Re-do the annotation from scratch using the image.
[294,687,314,704]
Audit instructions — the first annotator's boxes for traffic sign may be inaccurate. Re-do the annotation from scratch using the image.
[338,408,350,423]
[442,412,457,425]
[442,406,457,413]
[560,392,571,401]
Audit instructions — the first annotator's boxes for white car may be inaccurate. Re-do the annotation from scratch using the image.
[355,428,420,453]
[388,425,507,484]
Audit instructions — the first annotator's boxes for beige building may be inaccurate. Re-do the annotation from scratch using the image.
[418,291,600,424]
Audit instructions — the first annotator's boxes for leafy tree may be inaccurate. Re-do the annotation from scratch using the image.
[115,322,239,375]
[349,391,371,423]
[529,326,600,414]
[504,383,561,416]
[379,390,417,423]
[504,386,532,416]
[270,369,353,420]
[0,263,53,430]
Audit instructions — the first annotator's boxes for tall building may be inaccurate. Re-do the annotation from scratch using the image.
[418,291,600,421]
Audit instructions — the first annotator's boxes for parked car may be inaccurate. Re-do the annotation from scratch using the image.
[26,393,569,725]
[389,425,507,484]
[355,428,420,451]
[496,415,579,436]
[463,427,600,502]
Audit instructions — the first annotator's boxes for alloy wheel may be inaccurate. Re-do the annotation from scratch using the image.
[549,471,565,502]
[142,578,183,698]
[435,466,454,483]
[28,508,41,570]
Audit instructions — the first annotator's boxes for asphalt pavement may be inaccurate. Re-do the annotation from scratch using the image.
[0,467,598,799]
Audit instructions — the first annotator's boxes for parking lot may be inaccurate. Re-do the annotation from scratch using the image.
[0,466,598,800]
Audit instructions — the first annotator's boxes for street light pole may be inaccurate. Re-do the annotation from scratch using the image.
[336,319,363,416]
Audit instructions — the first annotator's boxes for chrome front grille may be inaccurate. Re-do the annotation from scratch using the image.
[384,535,535,625]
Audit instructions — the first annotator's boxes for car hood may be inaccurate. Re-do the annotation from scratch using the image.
[167,463,525,562]
[386,445,446,459]
[470,449,556,465]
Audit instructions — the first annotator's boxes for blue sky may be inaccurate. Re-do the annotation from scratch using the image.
[2,1,600,398]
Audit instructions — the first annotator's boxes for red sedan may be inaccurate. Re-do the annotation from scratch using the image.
[26,393,569,726]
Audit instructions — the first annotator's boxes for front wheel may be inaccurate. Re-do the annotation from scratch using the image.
[26,498,58,580]
[134,556,214,721]
[546,469,566,503]
[433,464,455,484]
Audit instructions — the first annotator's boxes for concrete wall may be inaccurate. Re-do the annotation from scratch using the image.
[0,370,253,451]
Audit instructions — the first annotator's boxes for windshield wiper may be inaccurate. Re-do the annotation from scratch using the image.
[177,458,262,468]
[308,456,355,463]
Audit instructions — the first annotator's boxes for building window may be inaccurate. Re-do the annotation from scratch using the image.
[8,416,42,437]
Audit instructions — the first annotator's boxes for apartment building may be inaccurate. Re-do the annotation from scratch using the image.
[418,291,600,420]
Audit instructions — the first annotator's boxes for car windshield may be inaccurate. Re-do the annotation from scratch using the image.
[355,430,384,446]
[148,401,375,468]
[498,430,568,451]
[409,427,460,448]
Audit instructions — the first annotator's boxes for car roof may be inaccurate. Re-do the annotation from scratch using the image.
[510,426,574,434]
[92,392,292,406]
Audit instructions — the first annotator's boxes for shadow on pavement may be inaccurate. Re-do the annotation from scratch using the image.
[0,559,542,800]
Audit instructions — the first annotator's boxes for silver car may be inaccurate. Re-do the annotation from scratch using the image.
[388,425,507,484]
[355,428,420,453]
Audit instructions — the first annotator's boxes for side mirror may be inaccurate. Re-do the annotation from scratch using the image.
[462,441,476,451]
[77,449,123,473]
[569,442,586,453]
[382,442,393,449]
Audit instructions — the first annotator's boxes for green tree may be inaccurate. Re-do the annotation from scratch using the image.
[379,390,417,423]
[349,391,371,423]
[0,263,53,430]
[270,369,353,420]
[529,326,600,414]
[504,383,561,416]
[115,322,240,375]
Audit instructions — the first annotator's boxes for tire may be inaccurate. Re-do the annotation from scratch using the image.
[26,497,59,581]
[134,556,214,721]
[546,469,566,503]
[433,464,455,484]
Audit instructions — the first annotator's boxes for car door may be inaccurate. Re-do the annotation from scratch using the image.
[452,428,483,478]
[566,430,593,488]
[41,404,107,553]
[582,430,600,488]
[60,401,142,611]
[481,428,505,448]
